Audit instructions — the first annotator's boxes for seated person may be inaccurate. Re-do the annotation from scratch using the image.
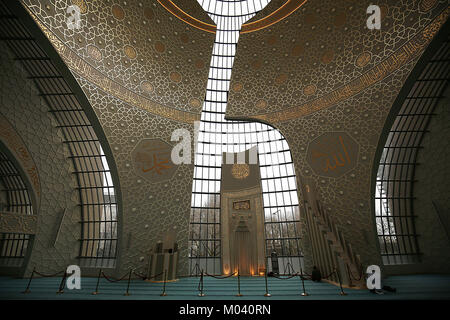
[311,266,322,282]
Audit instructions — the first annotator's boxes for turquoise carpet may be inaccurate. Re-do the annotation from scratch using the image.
[0,274,449,300]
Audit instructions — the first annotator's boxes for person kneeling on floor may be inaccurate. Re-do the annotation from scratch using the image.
[311,266,322,282]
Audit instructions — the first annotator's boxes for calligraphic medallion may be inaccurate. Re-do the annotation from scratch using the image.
[356,51,372,68]
[87,45,102,61]
[231,164,250,180]
[233,200,251,211]
[306,132,359,178]
[131,139,177,182]
[124,45,137,59]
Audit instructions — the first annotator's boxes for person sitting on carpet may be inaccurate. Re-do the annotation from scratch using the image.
[311,266,322,282]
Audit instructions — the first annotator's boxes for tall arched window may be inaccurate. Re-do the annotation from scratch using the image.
[189,122,303,275]
[0,150,33,267]
[0,3,121,269]
[188,0,303,275]
[375,36,449,265]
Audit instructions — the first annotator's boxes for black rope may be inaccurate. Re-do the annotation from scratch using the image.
[101,271,130,283]
[271,273,299,280]
[131,270,148,280]
[347,263,365,281]
[145,271,165,280]
[322,270,337,279]
[204,271,237,279]
[33,270,65,278]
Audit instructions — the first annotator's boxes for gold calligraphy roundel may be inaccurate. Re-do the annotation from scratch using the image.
[131,138,177,182]
[306,132,359,178]
[231,164,250,180]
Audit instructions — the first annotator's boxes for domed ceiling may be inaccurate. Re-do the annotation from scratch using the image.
[22,0,447,125]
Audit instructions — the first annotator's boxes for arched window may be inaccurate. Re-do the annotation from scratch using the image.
[375,36,449,265]
[1,3,121,269]
[188,0,302,275]
[189,121,303,275]
[0,150,33,267]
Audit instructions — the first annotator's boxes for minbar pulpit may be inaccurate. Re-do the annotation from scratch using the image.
[147,230,179,281]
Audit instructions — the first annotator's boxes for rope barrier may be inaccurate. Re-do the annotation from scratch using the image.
[204,271,237,279]
[22,266,68,294]
[160,270,167,296]
[56,271,68,294]
[22,266,171,297]
[93,269,130,295]
[197,270,205,297]
[21,263,355,298]
[101,271,130,283]
[92,269,102,295]
[299,269,309,296]
[264,271,271,297]
[322,270,336,279]
[271,273,299,280]
[300,274,312,280]
[132,270,148,280]
[92,269,165,295]
[335,268,347,296]
[301,269,336,281]
[124,270,132,296]
[34,270,65,278]
[22,267,35,294]
[135,270,164,280]
[236,270,243,297]
[346,263,365,281]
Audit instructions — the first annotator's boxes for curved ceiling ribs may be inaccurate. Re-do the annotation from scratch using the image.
[0,150,33,267]
[374,31,449,265]
[0,2,121,269]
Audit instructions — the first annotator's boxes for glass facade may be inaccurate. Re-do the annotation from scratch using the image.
[375,38,449,265]
[0,151,33,267]
[189,0,302,275]
[0,3,120,268]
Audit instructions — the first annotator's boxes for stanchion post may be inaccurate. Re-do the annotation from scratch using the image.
[22,266,35,294]
[335,268,347,296]
[264,271,271,297]
[92,269,102,295]
[300,268,309,296]
[160,269,167,296]
[236,269,243,297]
[198,269,205,297]
[124,269,132,296]
[57,271,67,294]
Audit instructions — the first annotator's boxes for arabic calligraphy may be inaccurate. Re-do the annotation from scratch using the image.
[233,200,251,211]
[307,132,358,178]
[132,139,177,182]
[313,136,351,173]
